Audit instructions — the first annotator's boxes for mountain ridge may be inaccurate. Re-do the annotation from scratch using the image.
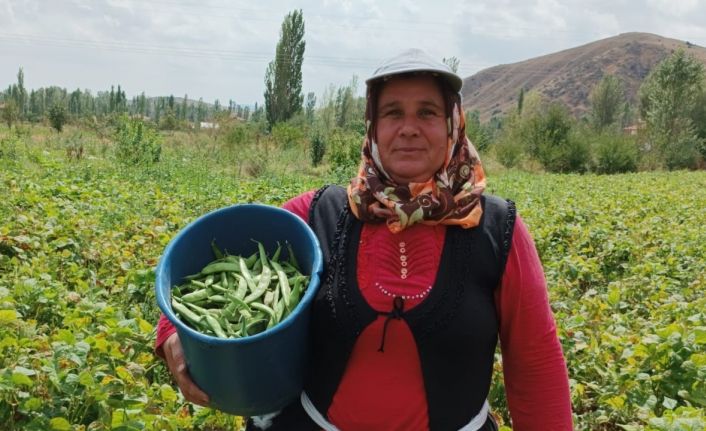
[460,32,706,121]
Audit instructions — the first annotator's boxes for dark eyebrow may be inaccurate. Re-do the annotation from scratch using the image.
[418,100,443,110]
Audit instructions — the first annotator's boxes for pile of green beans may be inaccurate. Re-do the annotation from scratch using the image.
[171,240,309,338]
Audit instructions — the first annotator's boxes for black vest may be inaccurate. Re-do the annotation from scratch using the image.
[256,185,515,431]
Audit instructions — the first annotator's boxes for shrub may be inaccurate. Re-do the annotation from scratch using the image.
[114,115,161,165]
[0,133,19,160]
[494,137,523,168]
[1,99,20,128]
[310,132,325,167]
[327,128,362,173]
[594,132,639,174]
[48,104,68,132]
[64,132,85,161]
[271,122,305,149]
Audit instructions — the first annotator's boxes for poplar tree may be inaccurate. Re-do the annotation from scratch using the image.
[590,75,624,131]
[264,9,305,127]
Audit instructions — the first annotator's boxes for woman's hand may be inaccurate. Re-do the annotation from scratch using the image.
[162,333,210,406]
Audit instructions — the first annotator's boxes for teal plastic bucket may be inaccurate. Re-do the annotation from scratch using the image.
[155,204,323,416]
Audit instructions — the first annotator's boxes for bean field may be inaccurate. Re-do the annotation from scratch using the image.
[0,126,704,430]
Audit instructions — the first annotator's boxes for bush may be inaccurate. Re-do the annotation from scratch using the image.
[48,104,68,132]
[1,99,20,128]
[594,132,639,174]
[114,115,161,165]
[310,132,325,167]
[327,128,362,173]
[494,136,523,168]
[0,133,19,160]
[272,122,305,149]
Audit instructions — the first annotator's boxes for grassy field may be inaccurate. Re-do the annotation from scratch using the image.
[0,124,704,430]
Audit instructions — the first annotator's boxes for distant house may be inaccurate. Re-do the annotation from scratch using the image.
[623,125,639,135]
[623,120,645,136]
[200,121,219,129]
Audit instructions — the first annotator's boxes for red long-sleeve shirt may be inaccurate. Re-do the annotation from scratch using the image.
[156,191,573,430]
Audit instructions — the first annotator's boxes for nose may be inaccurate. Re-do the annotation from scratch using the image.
[398,115,420,138]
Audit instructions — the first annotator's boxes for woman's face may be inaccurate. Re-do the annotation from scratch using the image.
[375,75,448,185]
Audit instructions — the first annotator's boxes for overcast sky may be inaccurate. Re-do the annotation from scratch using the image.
[1,0,705,106]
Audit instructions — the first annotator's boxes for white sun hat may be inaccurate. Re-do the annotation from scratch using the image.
[366,48,463,92]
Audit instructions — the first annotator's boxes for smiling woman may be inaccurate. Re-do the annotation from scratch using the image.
[156,48,573,431]
[373,75,448,185]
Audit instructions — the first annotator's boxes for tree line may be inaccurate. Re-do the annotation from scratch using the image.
[0,69,259,131]
[2,8,705,172]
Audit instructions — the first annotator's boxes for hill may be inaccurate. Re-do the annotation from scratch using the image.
[460,32,706,121]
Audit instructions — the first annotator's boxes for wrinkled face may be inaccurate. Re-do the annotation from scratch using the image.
[375,75,448,185]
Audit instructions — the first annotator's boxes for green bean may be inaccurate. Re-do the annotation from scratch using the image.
[245,318,267,335]
[244,264,271,304]
[171,238,310,338]
[208,294,228,304]
[244,251,258,268]
[201,261,240,275]
[191,279,208,288]
[272,242,282,262]
[233,273,248,300]
[180,289,211,303]
[250,302,276,321]
[204,314,228,338]
[264,290,274,307]
[211,239,224,259]
[287,242,300,271]
[271,260,291,309]
[288,277,304,311]
[239,257,257,292]
[172,299,202,328]
[251,258,262,273]
[274,297,285,323]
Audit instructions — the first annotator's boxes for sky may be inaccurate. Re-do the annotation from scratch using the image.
[1,0,706,106]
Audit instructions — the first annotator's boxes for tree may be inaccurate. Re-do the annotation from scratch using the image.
[443,56,460,73]
[1,99,20,128]
[48,103,68,132]
[639,49,705,169]
[264,9,305,127]
[14,68,27,119]
[517,87,525,115]
[590,75,625,131]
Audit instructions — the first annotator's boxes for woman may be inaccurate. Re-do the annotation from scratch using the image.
[155,49,573,430]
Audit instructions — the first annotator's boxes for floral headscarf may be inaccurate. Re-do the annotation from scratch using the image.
[347,73,486,233]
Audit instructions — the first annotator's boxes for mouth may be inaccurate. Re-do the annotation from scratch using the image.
[394,147,424,153]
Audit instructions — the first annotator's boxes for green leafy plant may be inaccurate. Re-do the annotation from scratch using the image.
[114,114,162,165]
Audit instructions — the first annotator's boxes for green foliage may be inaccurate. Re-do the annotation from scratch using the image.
[1,99,20,128]
[310,131,325,167]
[114,115,162,165]
[2,127,705,430]
[0,131,20,160]
[326,128,362,173]
[590,75,625,131]
[159,109,180,131]
[264,9,306,127]
[521,100,588,172]
[639,49,706,169]
[465,110,492,152]
[271,121,305,149]
[48,104,68,133]
[592,131,639,174]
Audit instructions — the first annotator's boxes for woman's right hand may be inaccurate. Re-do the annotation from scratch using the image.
[162,332,210,406]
